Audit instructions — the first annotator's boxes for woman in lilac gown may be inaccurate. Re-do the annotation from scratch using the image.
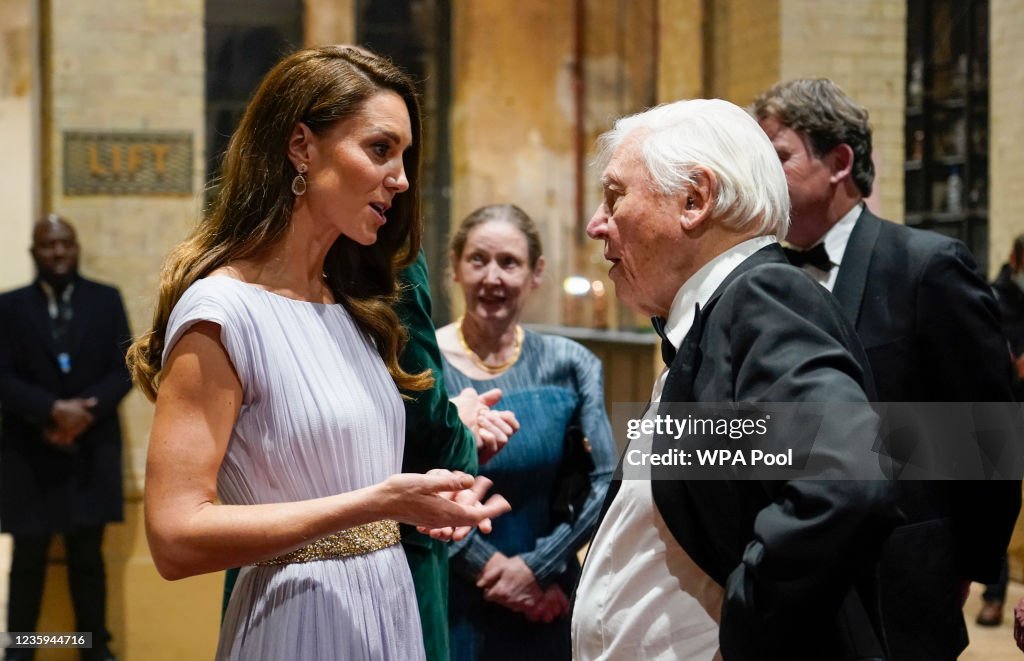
[126,46,507,660]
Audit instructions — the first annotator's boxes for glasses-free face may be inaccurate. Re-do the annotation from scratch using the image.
[586,134,690,317]
[453,220,543,326]
[31,221,79,285]
[297,90,413,246]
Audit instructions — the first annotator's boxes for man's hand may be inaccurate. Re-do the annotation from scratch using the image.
[48,397,97,446]
[476,552,545,614]
[451,387,520,464]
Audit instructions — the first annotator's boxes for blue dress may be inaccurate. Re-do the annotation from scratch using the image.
[443,330,616,661]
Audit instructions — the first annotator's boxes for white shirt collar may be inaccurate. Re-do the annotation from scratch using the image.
[788,202,863,292]
[819,202,863,270]
[663,234,778,351]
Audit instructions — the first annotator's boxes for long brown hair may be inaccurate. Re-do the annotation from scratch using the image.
[128,45,431,400]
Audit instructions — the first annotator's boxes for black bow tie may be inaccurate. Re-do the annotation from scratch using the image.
[651,316,675,366]
[783,243,833,272]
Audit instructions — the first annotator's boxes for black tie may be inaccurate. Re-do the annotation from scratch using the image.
[651,316,675,366]
[783,243,833,272]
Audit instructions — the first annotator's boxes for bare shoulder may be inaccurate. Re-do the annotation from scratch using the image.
[161,321,241,401]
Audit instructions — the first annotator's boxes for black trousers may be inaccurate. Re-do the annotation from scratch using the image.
[983,555,1010,602]
[6,526,110,659]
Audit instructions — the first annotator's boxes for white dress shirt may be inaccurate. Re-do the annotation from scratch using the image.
[792,203,862,292]
[571,235,777,661]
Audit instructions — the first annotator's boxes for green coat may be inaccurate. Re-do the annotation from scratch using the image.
[396,251,478,661]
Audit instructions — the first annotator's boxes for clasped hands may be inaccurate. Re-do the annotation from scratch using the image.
[477,552,569,623]
[46,397,98,448]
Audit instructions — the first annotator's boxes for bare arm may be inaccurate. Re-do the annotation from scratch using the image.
[145,322,507,580]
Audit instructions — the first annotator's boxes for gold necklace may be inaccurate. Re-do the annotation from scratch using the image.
[456,316,524,374]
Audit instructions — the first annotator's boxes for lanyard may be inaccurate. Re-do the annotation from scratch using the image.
[39,280,75,373]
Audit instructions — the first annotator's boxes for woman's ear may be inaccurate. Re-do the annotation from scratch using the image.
[287,122,314,170]
[531,255,546,288]
[680,166,717,231]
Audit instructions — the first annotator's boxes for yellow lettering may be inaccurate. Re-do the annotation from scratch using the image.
[87,145,106,176]
[126,144,143,175]
[151,144,169,176]
[111,146,123,175]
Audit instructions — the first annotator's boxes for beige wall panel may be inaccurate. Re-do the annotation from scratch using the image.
[578,0,657,331]
[990,0,1024,279]
[0,0,35,288]
[779,0,906,221]
[304,0,354,46]
[707,0,780,105]
[451,1,577,324]
[656,0,703,103]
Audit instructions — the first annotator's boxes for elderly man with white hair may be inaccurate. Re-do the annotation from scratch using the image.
[571,99,899,660]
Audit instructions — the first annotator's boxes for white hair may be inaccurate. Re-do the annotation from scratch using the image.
[595,98,790,238]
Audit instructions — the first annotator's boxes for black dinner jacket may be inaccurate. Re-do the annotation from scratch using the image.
[828,208,1020,660]
[605,243,898,660]
[0,276,132,535]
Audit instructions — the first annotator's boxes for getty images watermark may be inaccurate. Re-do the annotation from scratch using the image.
[611,402,1024,481]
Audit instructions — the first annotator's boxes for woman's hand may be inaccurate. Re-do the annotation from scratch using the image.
[476,553,546,614]
[524,584,570,623]
[378,470,510,539]
[451,387,520,463]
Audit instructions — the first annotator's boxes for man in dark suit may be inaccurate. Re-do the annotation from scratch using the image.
[753,78,1020,660]
[0,215,131,661]
[571,98,898,660]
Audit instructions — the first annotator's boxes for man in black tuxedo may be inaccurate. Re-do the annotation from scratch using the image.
[571,99,898,660]
[753,78,1020,660]
[0,215,131,661]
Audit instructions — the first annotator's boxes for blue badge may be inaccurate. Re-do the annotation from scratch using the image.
[57,352,71,374]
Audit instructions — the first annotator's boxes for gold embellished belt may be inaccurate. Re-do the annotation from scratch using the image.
[255,520,401,566]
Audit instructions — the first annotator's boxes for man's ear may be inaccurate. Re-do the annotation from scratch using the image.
[531,255,546,288]
[680,166,717,231]
[287,122,314,170]
[828,143,855,185]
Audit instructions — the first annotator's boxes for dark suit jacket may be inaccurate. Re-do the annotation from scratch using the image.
[0,276,132,535]
[829,208,1020,660]
[593,244,898,660]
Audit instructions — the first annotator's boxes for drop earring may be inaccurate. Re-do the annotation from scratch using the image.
[292,163,308,196]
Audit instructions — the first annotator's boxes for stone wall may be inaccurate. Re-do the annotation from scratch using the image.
[779,0,906,221]
[0,0,35,287]
[990,0,1024,275]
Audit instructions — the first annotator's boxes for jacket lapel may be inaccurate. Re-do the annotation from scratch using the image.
[661,243,788,400]
[67,280,89,358]
[832,208,880,328]
[24,284,58,358]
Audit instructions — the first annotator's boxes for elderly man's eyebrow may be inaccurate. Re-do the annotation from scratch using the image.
[600,173,623,190]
